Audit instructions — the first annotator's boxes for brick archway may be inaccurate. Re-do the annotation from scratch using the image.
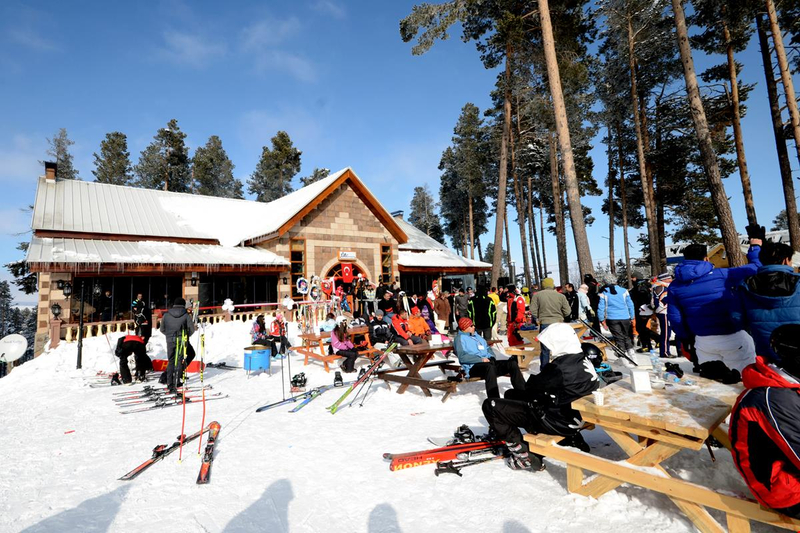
[318,257,372,283]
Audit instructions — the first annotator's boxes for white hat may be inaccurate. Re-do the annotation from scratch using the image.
[537,323,581,359]
[335,315,347,325]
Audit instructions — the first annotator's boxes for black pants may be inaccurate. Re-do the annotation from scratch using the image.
[396,335,425,346]
[118,350,153,384]
[607,319,633,351]
[482,397,546,445]
[468,358,526,399]
[163,342,195,388]
[267,335,290,355]
[336,349,359,372]
[635,315,652,350]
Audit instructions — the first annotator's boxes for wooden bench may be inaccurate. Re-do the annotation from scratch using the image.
[297,327,376,372]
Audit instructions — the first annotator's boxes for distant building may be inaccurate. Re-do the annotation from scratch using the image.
[27,165,489,354]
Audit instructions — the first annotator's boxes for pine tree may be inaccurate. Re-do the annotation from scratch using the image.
[134,119,193,192]
[300,168,330,187]
[408,185,446,243]
[0,281,12,337]
[5,242,37,295]
[92,132,133,185]
[248,131,301,202]
[192,135,243,199]
[45,128,80,180]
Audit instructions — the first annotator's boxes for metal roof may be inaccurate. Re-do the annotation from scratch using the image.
[394,216,450,251]
[27,237,289,267]
[398,250,491,270]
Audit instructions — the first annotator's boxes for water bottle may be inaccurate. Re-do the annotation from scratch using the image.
[649,349,662,377]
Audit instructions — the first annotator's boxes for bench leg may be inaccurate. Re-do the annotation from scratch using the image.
[567,465,584,493]
[726,514,751,533]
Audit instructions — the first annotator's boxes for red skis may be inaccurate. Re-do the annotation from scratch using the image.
[196,421,221,484]
[384,441,504,471]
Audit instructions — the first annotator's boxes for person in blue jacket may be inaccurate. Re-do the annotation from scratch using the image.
[597,274,636,360]
[731,241,800,363]
[455,317,525,399]
[666,226,763,382]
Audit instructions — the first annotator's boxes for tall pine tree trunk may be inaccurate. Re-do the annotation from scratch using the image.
[672,0,744,266]
[528,174,543,284]
[757,13,800,250]
[627,16,660,275]
[617,123,633,289]
[510,107,532,289]
[539,201,548,278]
[549,130,569,285]
[477,235,483,262]
[538,0,594,277]
[504,213,513,282]
[607,124,616,276]
[766,0,800,169]
[491,47,513,287]
[723,17,757,225]
[468,193,475,260]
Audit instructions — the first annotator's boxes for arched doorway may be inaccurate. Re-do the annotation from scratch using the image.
[324,263,365,283]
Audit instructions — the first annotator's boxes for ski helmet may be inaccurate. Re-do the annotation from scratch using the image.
[581,342,604,368]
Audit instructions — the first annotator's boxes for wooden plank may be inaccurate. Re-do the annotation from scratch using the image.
[566,464,584,493]
[712,423,732,451]
[519,442,800,531]
[581,413,705,451]
[670,499,725,533]
[726,514,751,533]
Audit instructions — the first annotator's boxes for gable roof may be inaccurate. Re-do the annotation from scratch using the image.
[31,167,407,247]
[394,216,491,271]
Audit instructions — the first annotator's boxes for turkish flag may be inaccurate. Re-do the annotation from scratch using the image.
[321,279,333,296]
[342,263,354,283]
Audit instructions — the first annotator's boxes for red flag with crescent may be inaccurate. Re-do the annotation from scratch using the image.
[342,263,354,283]
[321,278,334,295]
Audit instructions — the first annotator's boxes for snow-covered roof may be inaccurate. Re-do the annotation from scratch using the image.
[398,250,491,270]
[26,237,289,268]
[30,168,404,248]
[394,216,449,251]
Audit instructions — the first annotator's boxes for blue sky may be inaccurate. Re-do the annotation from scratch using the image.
[0,0,796,305]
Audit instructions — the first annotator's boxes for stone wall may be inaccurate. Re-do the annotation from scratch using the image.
[259,183,400,286]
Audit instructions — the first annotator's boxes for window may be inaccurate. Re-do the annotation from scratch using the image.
[380,244,392,284]
[290,238,306,299]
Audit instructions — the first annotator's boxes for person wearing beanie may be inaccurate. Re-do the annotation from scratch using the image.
[667,226,763,381]
[729,324,800,518]
[158,296,195,392]
[378,290,397,325]
[268,312,290,357]
[408,306,432,340]
[455,317,525,399]
[482,323,599,471]
[651,273,674,358]
[530,277,572,367]
[597,273,636,361]
[391,308,425,346]
[369,309,393,347]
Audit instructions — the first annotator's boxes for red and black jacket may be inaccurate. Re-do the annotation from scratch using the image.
[729,356,800,517]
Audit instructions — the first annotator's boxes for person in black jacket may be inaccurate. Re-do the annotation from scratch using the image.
[482,323,599,471]
[132,293,152,344]
[630,271,653,352]
[564,283,579,321]
[115,334,152,383]
[369,310,393,346]
[158,297,195,391]
[468,285,497,342]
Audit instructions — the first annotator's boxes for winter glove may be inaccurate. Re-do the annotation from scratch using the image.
[745,224,766,242]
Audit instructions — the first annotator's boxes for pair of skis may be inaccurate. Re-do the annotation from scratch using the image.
[327,343,397,414]
[255,382,348,413]
[119,394,227,414]
[383,439,504,472]
[118,421,221,483]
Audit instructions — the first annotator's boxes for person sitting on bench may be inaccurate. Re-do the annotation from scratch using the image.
[369,310,393,347]
[268,313,290,358]
[729,324,800,519]
[392,308,425,346]
[455,317,525,399]
[115,334,153,384]
[408,307,432,341]
[482,322,599,471]
[331,318,364,373]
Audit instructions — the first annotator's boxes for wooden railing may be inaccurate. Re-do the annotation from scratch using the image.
[60,320,138,343]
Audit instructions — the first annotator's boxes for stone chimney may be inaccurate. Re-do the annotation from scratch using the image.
[44,161,57,181]
[391,210,404,220]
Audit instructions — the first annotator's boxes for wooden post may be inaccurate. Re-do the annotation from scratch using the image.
[49,318,61,350]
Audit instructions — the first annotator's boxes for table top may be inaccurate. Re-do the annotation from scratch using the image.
[396,342,449,356]
[573,377,743,440]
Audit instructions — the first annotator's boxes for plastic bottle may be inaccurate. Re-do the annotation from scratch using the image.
[649,349,662,377]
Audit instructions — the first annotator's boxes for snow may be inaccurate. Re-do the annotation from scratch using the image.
[398,249,491,269]
[0,322,770,533]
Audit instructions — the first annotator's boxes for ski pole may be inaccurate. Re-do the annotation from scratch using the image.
[179,331,188,462]
[358,375,376,407]
[197,329,206,455]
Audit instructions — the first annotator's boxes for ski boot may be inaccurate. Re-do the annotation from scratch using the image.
[452,424,476,444]
[357,367,367,380]
[505,442,545,472]
[291,372,307,392]
[110,372,122,386]
[333,371,343,387]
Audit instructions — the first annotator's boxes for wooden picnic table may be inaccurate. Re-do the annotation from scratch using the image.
[510,322,607,369]
[523,377,800,532]
[377,342,460,402]
[296,325,375,372]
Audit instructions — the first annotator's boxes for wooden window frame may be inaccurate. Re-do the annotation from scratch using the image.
[380,244,393,284]
[290,237,306,300]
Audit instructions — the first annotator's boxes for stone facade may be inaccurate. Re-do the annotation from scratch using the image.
[259,183,399,289]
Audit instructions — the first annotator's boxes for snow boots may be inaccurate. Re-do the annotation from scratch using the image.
[505,442,545,472]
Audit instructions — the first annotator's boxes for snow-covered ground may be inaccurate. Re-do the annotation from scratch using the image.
[0,321,770,533]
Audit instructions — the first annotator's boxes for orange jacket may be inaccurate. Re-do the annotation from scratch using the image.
[408,315,431,337]
[391,314,410,340]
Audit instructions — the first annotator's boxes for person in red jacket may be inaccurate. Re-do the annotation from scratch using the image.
[506,285,527,347]
[268,313,290,358]
[729,324,800,518]
[391,308,426,346]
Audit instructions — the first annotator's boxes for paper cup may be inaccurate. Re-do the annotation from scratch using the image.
[592,390,604,406]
